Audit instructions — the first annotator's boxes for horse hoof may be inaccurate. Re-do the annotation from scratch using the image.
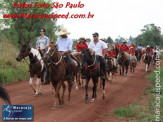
[52,107,57,110]
[90,98,95,103]
[66,102,70,106]
[58,105,63,108]
[102,96,105,99]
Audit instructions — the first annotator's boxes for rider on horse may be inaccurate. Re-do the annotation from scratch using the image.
[88,32,108,79]
[76,37,88,52]
[107,44,118,72]
[55,28,76,83]
[129,46,137,63]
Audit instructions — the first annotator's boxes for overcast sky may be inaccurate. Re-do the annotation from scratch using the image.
[55,0,163,40]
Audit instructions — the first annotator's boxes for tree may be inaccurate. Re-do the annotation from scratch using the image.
[0,0,61,46]
[135,24,163,47]
[106,36,113,44]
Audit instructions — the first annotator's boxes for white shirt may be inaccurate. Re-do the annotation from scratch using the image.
[88,40,107,56]
[39,39,46,49]
[56,37,73,51]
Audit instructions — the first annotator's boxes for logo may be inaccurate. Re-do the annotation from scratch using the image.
[2,105,33,121]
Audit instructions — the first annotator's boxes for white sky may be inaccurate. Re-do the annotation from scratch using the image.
[53,0,163,40]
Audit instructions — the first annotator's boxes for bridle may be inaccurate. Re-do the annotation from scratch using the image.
[46,47,62,66]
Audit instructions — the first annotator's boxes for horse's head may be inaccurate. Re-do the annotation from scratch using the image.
[81,48,94,64]
[43,44,58,66]
[106,57,113,70]
[16,44,31,62]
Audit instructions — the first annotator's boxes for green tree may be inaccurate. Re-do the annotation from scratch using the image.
[0,0,60,46]
[135,24,163,47]
[106,36,113,44]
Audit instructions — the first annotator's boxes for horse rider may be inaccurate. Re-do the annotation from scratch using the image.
[114,41,120,58]
[142,45,153,61]
[76,37,88,79]
[76,37,88,52]
[100,38,108,55]
[36,28,50,85]
[119,40,129,53]
[107,44,118,72]
[129,42,136,51]
[55,28,76,83]
[129,46,137,63]
[88,32,108,79]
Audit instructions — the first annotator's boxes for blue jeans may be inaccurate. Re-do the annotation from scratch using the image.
[43,49,50,82]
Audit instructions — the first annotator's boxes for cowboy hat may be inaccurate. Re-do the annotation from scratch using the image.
[55,28,70,36]
[110,44,115,49]
[100,38,105,41]
[146,45,150,48]
[122,40,127,43]
[129,46,134,49]
[79,36,86,40]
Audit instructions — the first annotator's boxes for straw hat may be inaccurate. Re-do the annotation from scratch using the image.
[110,44,115,49]
[55,28,70,36]
[122,40,127,43]
[100,38,105,41]
[146,45,150,48]
[129,46,133,49]
[79,36,86,40]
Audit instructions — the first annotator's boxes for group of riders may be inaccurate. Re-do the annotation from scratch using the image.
[36,27,157,85]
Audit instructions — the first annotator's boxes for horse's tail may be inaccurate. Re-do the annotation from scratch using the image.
[0,86,11,104]
[70,54,80,72]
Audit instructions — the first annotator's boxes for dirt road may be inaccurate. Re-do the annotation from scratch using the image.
[0,61,153,122]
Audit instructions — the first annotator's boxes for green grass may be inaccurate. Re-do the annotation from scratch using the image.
[111,67,163,121]
[113,104,146,119]
[0,41,29,84]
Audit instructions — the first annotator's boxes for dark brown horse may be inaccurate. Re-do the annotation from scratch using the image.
[117,50,129,76]
[135,49,142,63]
[16,44,45,96]
[143,51,151,72]
[43,45,79,109]
[81,49,105,102]
[0,86,11,104]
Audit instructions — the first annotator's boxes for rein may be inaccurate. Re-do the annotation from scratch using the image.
[87,54,96,67]
[48,48,63,66]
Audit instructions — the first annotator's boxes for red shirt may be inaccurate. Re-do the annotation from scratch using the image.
[108,50,116,58]
[146,48,153,53]
[129,45,136,51]
[120,45,129,52]
[76,42,88,52]
[115,44,120,49]
[129,50,135,55]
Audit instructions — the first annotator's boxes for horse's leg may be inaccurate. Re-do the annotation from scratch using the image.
[122,65,124,76]
[126,65,128,76]
[145,64,148,72]
[85,77,90,101]
[52,82,62,110]
[91,76,98,102]
[74,75,78,90]
[61,82,66,105]
[102,77,105,99]
[119,65,121,75]
[34,78,40,96]
[67,80,73,106]
[29,77,36,93]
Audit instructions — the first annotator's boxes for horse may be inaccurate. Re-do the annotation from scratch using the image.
[81,49,105,102]
[129,54,137,73]
[135,49,142,63]
[43,45,80,109]
[72,52,85,89]
[143,51,151,72]
[0,86,11,104]
[105,57,116,83]
[117,50,129,76]
[16,44,45,96]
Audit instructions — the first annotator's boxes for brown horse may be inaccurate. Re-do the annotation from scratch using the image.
[16,44,45,96]
[106,57,116,83]
[135,49,142,63]
[43,45,79,109]
[129,54,137,73]
[117,50,129,76]
[143,52,151,72]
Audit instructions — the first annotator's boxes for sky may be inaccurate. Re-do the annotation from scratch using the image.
[53,0,163,40]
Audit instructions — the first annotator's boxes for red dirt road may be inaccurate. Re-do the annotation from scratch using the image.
[0,62,153,122]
